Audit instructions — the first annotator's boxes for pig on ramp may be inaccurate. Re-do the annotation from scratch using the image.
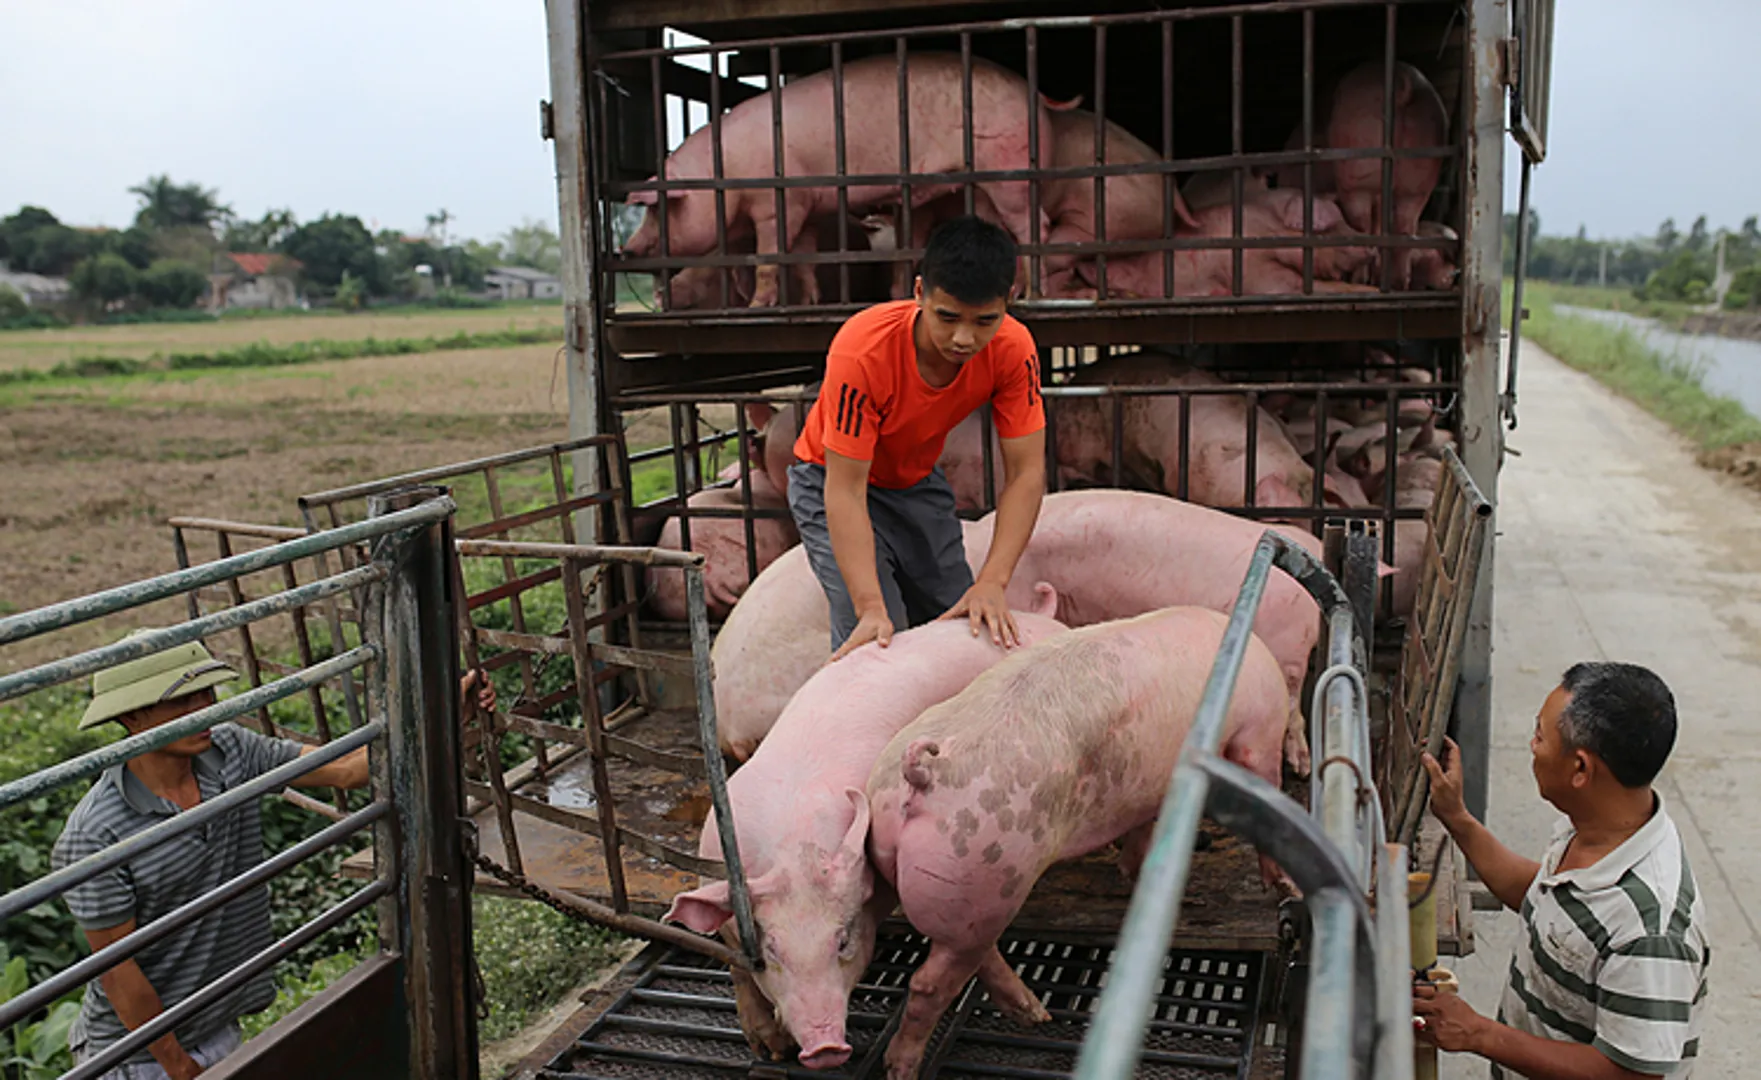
[864,607,1291,1080]
[712,491,1331,772]
[668,609,1067,1068]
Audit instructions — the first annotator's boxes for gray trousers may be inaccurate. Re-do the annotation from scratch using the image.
[787,462,974,650]
[74,1021,242,1079]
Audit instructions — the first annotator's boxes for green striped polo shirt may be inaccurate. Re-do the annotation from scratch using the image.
[1494,795,1708,1078]
[50,724,304,1066]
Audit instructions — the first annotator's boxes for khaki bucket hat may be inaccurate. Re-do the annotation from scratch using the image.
[79,631,238,730]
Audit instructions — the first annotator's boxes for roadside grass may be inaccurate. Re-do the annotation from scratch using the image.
[1516,284,1761,452]
[1524,281,1699,327]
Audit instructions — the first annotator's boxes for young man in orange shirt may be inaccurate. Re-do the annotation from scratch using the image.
[789,215,1047,661]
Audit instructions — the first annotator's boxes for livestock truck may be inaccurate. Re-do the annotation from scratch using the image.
[0,0,1553,1078]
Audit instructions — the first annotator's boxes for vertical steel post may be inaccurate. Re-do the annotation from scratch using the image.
[545,0,602,547]
[369,487,477,1080]
[1455,0,1510,824]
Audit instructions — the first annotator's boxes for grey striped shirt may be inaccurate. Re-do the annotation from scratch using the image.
[51,724,304,1066]
[1493,796,1707,1077]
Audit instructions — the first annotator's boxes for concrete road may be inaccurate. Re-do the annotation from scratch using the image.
[1441,345,1761,1078]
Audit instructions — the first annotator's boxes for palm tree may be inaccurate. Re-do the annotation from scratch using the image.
[128,175,232,233]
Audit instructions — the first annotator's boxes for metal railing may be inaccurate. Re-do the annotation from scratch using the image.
[0,493,476,1079]
[594,0,1464,320]
[1074,529,1412,1080]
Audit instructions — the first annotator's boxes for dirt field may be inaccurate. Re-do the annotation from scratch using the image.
[0,339,573,670]
[0,305,566,372]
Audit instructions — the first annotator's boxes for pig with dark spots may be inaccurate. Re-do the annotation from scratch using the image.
[666,612,1068,1068]
[865,607,1291,1080]
[966,490,1330,774]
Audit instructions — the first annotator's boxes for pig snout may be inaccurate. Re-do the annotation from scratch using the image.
[797,1036,854,1071]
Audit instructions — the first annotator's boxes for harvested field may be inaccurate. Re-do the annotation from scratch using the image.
[0,337,571,671]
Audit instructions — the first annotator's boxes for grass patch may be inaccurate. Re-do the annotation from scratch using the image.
[0,327,564,386]
[1525,281,1698,327]
[1518,285,1761,452]
[472,896,621,1044]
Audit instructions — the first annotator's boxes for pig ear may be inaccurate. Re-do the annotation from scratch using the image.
[745,402,778,431]
[664,879,733,934]
[1255,476,1302,509]
[828,788,871,878]
[1028,581,1059,619]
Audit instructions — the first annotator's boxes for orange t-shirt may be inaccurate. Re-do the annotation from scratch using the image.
[793,301,1045,490]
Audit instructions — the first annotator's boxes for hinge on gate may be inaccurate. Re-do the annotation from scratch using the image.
[1498,36,1521,88]
[539,99,556,142]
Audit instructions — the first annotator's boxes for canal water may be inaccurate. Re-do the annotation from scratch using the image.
[1557,304,1761,420]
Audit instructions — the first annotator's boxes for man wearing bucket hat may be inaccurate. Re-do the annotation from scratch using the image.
[51,633,494,1079]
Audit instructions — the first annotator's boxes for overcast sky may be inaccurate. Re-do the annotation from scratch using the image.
[1,0,1754,245]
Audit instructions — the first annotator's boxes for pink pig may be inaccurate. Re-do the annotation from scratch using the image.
[1069,189,1376,299]
[711,491,1329,771]
[624,52,1067,307]
[666,611,1067,1068]
[865,606,1291,1079]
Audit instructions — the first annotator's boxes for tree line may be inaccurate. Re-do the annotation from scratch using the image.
[1504,210,1761,310]
[0,176,566,323]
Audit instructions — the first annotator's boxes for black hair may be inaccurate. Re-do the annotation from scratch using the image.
[918,216,1018,305]
[1557,662,1677,788]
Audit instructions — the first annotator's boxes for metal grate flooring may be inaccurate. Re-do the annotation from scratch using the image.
[540,925,1263,1080]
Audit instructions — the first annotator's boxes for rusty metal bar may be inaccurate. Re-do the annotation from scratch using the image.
[1092,25,1109,300]
[668,403,695,552]
[459,538,706,568]
[709,46,731,310]
[1243,387,1260,508]
[1177,392,1192,500]
[602,0,1457,61]
[1161,19,1176,298]
[563,555,630,911]
[897,38,913,280]
[961,33,976,217]
[832,41,851,304]
[298,437,620,511]
[735,406,760,587]
[168,517,306,542]
[650,53,671,307]
[212,531,274,735]
[769,45,789,307]
[1381,3,1399,291]
[1230,14,1245,297]
[609,144,1455,199]
[1302,8,1317,293]
[1024,25,1043,295]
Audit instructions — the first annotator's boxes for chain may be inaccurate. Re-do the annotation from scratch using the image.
[473,850,609,932]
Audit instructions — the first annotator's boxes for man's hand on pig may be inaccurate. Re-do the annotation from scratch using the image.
[940,580,1020,648]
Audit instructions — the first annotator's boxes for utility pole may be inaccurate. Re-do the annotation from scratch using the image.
[1599,243,1608,288]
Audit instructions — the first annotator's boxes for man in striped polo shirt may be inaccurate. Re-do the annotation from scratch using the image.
[1413,662,1707,1078]
[53,635,494,1079]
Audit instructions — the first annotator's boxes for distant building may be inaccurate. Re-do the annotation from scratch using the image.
[208,252,304,310]
[483,265,562,301]
[0,268,71,307]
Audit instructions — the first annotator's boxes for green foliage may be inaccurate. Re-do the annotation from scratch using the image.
[0,207,93,277]
[99,227,158,271]
[281,215,383,294]
[1722,266,1761,311]
[137,260,210,310]
[472,897,619,1044]
[0,953,81,1080]
[0,287,26,322]
[0,687,116,986]
[1522,286,1761,452]
[497,220,563,276]
[221,210,297,254]
[1637,249,1715,304]
[68,254,138,306]
[333,271,367,312]
[0,327,563,386]
[128,176,230,233]
[238,941,371,1040]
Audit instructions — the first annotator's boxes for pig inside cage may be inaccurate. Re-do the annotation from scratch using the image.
[615,337,1458,630]
[591,0,1467,318]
